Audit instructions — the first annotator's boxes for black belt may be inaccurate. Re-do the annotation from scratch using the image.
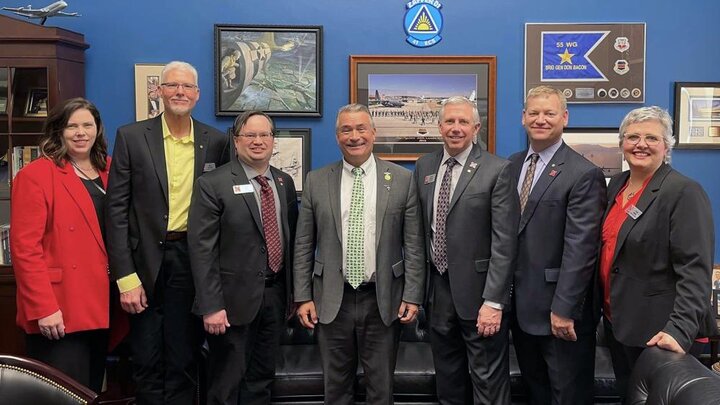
[345,281,376,292]
[166,231,187,241]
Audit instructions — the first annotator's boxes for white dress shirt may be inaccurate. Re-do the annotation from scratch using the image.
[341,155,377,282]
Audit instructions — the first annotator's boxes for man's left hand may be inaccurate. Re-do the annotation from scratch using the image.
[398,302,419,324]
[550,312,577,341]
[647,331,685,353]
[476,304,502,337]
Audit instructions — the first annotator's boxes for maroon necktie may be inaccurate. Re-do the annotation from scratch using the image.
[255,175,282,273]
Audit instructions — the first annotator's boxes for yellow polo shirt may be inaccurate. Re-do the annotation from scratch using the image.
[116,114,195,293]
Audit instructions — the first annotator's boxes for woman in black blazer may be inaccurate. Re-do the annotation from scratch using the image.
[598,106,716,400]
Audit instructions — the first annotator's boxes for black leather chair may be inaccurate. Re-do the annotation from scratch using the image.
[0,355,98,405]
[625,346,720,405]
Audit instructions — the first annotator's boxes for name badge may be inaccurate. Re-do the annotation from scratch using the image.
[232,184,254,194]
[203,163,216,172]
[625,204,642,220]
[424,174,436,184]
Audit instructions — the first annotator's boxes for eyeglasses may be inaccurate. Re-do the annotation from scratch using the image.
[339,125,370,135]
[236,132,274,139]
[161,82,198,92]
[623,133,662,146]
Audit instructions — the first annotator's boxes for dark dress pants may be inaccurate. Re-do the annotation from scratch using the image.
[511,322,596,405]
[428,271,511,405]
[205,279,286,405]
[26,328,109,392]
[316,283,400,405]
[130,239,203,405]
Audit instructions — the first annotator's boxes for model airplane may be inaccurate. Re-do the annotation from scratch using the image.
[2,1,79,25]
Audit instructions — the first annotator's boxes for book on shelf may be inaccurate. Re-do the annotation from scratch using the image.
[0,223,9,265]
[11,146,40,179]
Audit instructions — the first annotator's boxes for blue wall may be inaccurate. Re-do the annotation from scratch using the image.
[10,0,719,257]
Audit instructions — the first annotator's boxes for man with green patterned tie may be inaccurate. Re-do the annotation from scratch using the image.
[293,103,426,405]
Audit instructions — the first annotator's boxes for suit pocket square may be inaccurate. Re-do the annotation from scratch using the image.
[544,268,560,282]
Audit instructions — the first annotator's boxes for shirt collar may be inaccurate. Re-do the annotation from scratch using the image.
[527,138,562,165]
[239,159,271,181]
[161,113,195,144]
[442,144,473,168]
[343,154,375,175]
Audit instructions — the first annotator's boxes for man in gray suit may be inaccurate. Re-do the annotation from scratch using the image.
[414,96,519,404]
[188,111,298,404]
[508,86,606,405]
[294,103,425,405]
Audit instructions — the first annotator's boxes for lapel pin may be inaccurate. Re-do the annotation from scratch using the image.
[424,174,436,184]
[384,184,391,191]
[384,170,392,181]
[549,169,558,177]
[469,161,478,169]
[277,176,284,186]
[199,145,204,149]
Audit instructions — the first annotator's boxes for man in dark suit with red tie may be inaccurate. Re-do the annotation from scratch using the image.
[188,111,298,405]
[508,86,607,405]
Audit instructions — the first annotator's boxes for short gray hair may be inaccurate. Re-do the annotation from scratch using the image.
[525,86,567,111]
[440,96,480,124]
[619,106,675,153]
[336,103,375,132]
[161,61,199,86]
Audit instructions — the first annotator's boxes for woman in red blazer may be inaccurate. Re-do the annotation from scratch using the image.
[11,97,113,392]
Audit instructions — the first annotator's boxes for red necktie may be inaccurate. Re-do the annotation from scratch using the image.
[255,175,282,273]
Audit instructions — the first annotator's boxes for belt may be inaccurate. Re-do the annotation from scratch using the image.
[166,231,187,241]
[346,281,376,292]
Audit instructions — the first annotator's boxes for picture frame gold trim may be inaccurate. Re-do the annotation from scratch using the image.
[673,82,720,149]
[350,55,496,161]
[134,63,165,121]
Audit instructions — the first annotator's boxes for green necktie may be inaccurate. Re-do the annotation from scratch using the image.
[346,167,365,289]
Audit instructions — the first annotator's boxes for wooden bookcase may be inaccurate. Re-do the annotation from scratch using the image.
[0,15,88,355]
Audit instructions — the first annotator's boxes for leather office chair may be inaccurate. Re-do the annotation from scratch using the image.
[0,355,98,405]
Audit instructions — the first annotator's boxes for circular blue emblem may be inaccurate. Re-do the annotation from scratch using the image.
[404,0,443,48]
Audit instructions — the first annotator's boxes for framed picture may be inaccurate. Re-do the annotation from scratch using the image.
[134,64,165,121]
[270,128,311,198]
[714,289,720,318]
[563,128,628,178]
[24,88,48,117]
[673,82,720,149]
[215,25,322,117]
[525,23,646,104]
[713,266,720,292]
[350,55,496,160]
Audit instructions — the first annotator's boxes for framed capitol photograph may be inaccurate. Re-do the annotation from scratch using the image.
[215,24,322,117]
[134,64,165,121]
[350,55,496,161]
[673,82,720,149]
[562,128,626,178]
[24,88,48,117]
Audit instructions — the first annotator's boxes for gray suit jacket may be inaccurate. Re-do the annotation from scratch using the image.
[414,143,519,320]
[293,157,425,326]
[509,142,607,335]
[603,163,716,351]
[106,115,231,297]
[188,158,298,325]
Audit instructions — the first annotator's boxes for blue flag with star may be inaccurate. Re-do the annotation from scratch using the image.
[541,32,608,81]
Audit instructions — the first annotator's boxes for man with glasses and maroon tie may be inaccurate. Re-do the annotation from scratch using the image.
[106,61,231,404]
[188,111,298,405]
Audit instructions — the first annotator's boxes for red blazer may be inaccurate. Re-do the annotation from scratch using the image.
[11,157,112,335]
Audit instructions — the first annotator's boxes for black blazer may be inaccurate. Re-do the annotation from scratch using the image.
[188,158,298,325]
[509,142,607,335]
[414,143,520,320]
[106,115,231,297]
[602,163,716,351]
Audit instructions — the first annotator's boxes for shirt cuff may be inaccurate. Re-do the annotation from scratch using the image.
[484,300,504,310]
[116,273,142,293]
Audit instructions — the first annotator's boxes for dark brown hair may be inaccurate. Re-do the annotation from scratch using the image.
[232,110,275,137]
[38,97,108,170]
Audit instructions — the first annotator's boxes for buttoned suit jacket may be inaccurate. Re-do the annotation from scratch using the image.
[602,163,716,351]
[293,157,425,327]
[509,142,607,335]
[106,115,231,297]
[414,143,519,320]
[188,158,298,325]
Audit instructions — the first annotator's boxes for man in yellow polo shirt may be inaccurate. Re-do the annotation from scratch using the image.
[106,61,231,405]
